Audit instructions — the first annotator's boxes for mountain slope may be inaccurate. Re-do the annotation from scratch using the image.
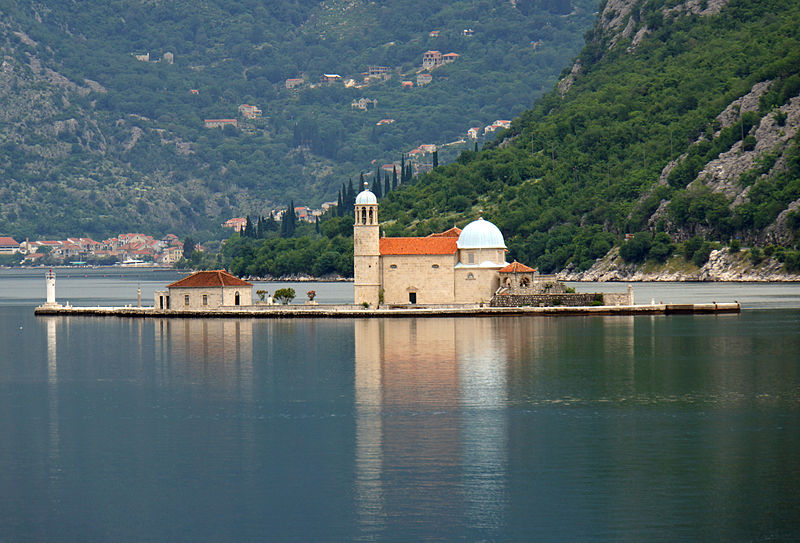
[379,0,800,273]
[0,0,595,239]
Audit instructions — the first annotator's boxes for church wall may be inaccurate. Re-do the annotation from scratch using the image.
[381,254,457,304]
[454,267,501,304]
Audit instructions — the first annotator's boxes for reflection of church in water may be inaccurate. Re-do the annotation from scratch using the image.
[353,318,511,535]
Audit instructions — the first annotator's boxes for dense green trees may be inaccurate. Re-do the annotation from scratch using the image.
[0,0,599,239]
[375,0,800,273]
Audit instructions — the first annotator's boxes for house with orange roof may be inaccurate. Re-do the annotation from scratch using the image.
[0,236,19,254]
[155,270,253,310]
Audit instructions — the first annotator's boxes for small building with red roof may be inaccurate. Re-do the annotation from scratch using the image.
[156,270,253,310]
[0,236,19,254]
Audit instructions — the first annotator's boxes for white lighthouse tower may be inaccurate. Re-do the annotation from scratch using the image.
[43,269,61,308]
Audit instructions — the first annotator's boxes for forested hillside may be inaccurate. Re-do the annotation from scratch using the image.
[380,0,800,274]
[0,0,595,239]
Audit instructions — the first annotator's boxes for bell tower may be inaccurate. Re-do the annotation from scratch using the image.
[353,183,380,306]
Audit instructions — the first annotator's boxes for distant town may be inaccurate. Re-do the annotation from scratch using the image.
[0,200,340,266]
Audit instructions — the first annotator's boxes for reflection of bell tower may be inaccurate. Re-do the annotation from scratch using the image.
[354,183,380,306]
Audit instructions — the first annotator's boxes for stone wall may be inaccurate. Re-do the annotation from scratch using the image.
[490,293,601,307]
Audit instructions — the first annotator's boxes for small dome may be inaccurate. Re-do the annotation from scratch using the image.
[457,217,506,249]
[355,189,377,205]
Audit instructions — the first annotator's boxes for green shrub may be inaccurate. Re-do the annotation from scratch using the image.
[729,239,741,253]
[273,287,296,305]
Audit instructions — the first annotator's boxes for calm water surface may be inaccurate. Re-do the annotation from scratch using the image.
[1,270,799,541]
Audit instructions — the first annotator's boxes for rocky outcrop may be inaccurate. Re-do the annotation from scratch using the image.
[560,247,800,282]
[696,94,800,201]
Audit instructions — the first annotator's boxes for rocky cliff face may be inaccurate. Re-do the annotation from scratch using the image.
[561,247,800,282]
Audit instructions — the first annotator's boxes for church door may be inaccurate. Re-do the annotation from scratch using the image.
[409,292,417,304]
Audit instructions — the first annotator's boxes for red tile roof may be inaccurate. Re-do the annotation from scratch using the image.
[427,227,461,238]
[0,236,18,246]
[498,261,536,273]
[167,270,252,288]
[380,237,457,255]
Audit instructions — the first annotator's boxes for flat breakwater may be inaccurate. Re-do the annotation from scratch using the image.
[34,302,741,318]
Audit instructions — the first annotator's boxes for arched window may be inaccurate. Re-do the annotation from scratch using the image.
[361,208,367,224]
[466,272,475,280]
[234,292,240,306]
[368,208,373,223]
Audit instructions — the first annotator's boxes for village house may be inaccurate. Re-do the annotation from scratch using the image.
[320,74,342,84]
[462,28,474,37]
[442,53,459,63]
[223,217,248,232]
[429,30,440,37]
[416,73,432,86]
[155,270,253,310]
[401,81,414,89]
[0,236,19,254]
[484,120,511,134]
[285,78,305,89]
[376,119,395,126]
[238,104,262,119]
[422,50,442,69]
[467,127,481,139]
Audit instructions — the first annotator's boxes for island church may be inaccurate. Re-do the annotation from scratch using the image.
[354,184,528,306]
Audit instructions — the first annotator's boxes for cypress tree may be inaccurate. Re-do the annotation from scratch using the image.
[400,154,406,183]
[337,189,343,217]
[372,173,382,198]
[384,170,390,195]
[346,178,355,212]
[392,166,398,189]
[315,216,320,234]
[432,150,439,168]
[244,215,254,238]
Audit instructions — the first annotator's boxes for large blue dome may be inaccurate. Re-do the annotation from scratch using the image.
[457,217,506,249]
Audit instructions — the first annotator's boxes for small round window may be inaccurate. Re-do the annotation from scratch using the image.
[390,264,397,269]
[432,264,439,269]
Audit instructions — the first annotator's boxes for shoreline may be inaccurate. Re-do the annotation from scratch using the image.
[34,302,741,319]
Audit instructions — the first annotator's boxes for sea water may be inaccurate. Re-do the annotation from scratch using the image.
[0,269,798,541]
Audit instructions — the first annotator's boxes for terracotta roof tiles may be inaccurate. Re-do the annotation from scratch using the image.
[167,270,252,288]
[498,261,536,273]
[380,237,457,255]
